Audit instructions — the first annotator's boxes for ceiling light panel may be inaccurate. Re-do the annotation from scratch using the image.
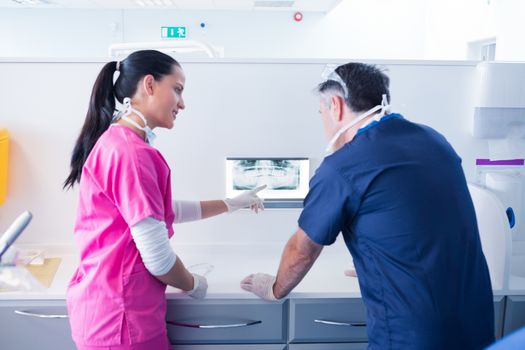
[172,0,214,9]
[253,0,295,8]
[2,0,342,11]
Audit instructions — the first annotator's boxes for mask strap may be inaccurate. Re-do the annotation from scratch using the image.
[114,97,150,129]
[324,94,392,154]
[372,94,390,122]
[129,108,149,129]
[121,116,145,132]
[324,104,383,154]
[327,71,349,100]
[321,65,349,100]
[113,97,155,144]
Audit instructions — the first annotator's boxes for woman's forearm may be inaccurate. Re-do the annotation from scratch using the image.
[200,200,228,219]
[155,256,194,291]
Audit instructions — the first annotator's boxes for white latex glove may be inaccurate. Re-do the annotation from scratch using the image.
[240,273,277,301]
[224,185,266,213]
[185,273,208,299]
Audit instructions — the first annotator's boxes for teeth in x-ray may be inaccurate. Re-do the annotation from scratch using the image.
[233,160,300,190]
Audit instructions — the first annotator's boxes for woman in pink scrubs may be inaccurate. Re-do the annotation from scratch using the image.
[63,50,263,350]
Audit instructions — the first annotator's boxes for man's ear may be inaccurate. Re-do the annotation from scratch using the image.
[141,74,155,97]
[331,95,345,122]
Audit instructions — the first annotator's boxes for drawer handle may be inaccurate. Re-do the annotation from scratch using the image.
[14,310,68,319]
[167,320,262,329]
[314,319,366,327]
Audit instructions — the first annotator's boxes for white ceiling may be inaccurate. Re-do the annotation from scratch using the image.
[0,0,344,12]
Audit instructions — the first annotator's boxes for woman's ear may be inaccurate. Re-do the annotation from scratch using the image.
[141,74,155,97]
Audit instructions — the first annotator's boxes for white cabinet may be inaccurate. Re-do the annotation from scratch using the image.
[494,295,505,339]
[166,299,287,346]
[289,344,368,350]
[503,295,525,336]
[289,296,506,347]
[0,295,513,348]
[289,298,367,344]
[0,300,74,350]
[172,345,287,350]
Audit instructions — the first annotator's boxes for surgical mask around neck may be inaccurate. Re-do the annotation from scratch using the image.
[325,94,390,155]
[114,97,157,145]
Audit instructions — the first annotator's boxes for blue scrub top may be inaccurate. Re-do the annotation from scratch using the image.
[299,114,495,350]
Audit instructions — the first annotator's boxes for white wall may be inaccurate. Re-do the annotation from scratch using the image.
[493,0,525,61]
[0,9,124,58]
[422,0,496,60]
[0,59,490,246]
[0,0,523,60]
[0,1,424,60]
[420,0,525,62]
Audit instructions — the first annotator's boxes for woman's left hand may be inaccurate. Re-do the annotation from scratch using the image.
[223,185,266,213]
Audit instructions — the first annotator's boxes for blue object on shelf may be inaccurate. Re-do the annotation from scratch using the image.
[506,207,515,228]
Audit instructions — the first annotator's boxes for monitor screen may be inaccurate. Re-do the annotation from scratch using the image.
[225,158,309,201]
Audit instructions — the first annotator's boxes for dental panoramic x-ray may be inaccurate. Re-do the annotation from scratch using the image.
[225,158,309,201]
[233,159,300,190]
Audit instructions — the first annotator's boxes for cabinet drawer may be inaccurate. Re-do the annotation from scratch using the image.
[289,298,367,343]
[166,299,287,344]
[0,300,75,350]
[289,343,368,350]
[172,345,286,350]
[503,295,525,336]
[493,295,505,339]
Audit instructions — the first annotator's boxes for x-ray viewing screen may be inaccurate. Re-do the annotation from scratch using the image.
[225,158,309,200]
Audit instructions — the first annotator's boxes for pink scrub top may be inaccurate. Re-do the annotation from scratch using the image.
[66,124,175,346]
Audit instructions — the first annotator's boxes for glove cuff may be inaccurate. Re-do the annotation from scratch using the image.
[223,199,234,213]
[222,198,240,213]
[186,274,199,295]
[266,277,278,301]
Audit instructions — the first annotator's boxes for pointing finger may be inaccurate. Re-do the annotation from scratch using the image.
[251,185,267,194]
[241,274,254,284]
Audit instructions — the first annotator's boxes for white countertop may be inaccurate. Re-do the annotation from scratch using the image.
[1,240,521,300]
[0,241,362,300]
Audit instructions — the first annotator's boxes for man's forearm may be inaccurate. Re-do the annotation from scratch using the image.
[273,229,323,299]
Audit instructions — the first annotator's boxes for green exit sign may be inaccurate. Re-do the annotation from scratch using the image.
[161,26,187,39]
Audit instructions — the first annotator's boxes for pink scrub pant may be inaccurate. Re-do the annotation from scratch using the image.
[75,319,171,350]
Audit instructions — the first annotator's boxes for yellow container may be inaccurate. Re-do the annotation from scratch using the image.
[0,129,8,205]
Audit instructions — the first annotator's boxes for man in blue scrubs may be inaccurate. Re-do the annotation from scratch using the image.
[241,63,495,349]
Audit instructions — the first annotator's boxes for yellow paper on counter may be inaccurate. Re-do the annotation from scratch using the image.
[25,257,61,288]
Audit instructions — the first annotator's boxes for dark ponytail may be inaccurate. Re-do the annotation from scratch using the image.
[63,61,117,189]
[64,50,180,189]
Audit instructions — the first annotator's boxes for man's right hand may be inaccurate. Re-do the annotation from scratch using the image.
[240,273,278,301]
[344,269,357,277]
